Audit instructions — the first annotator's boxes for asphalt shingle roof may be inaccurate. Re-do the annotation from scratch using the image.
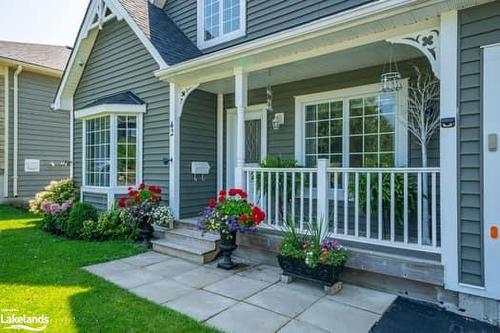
[83,91,145,108]
[118,0,201,65]
[0,40,71,72]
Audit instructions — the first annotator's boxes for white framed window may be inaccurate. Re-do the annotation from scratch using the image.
[295,81,408,168]
[197,0,246,49]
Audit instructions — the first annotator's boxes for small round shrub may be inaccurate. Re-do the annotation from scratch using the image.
[61,202,98,239]
[29,179,79,214]
[80,207,139,241]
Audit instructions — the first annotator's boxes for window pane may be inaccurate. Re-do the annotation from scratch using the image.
[318,103,329,120]
[305,122,316,138]
[380,134,394,152]
[115,115,138,187]
[349,118,362,135]
[223,0,240,34]
[364,135,378,153]
[349,98,363,117]
[350,136,362,153]
[330,119,342,136]
[317,121,329,137]
[245,119,261,163]
[84,116,111,187]
[305,138,317,155]
[364,116,378,134]
[330,137,342,153]
[318,138,329,154]
[204,0,220,41]
[380,114,395,133]
[330,102,343,119]
[306,105,316,121]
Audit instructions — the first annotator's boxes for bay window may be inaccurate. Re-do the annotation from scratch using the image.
[82,113,142,189]
[198,0,246,48]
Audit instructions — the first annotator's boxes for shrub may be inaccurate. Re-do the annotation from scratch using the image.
[40,200,73,235]
[61,202,98,239]
[29,179,79,214]
[81,207,139,241]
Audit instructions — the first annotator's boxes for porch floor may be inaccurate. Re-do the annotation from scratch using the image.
[85,252,396,333]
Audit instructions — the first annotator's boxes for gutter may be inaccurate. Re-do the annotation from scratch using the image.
[2,66,8,197]
[155,0,433,80]
[13,65,23,197]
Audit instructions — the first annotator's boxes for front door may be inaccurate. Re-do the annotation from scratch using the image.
[482,44,500,299]
[226,104,267,189]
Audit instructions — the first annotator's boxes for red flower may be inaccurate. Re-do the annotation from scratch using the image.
[219,190,226,196]
[208,199,217,208]
[228,188,238,196]
[218,195,226,203]
[118,197,127,208]
[128,189,138,197]
[252,207,265,225]
[135,195,142,203]
[139,183,145,190]
[239,190,248,199]
[239,214,248,223]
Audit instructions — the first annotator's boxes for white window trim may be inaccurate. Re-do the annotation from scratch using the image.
[80,110,143,209]
[294,81,409,168]
[75,104,146,119]
[197,0,246,49]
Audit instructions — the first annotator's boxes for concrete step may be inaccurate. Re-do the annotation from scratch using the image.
[164,228,220,251]
[174,217,199,230]
[152,238,219,264]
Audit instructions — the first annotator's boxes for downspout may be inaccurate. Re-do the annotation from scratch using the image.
[13,65,22,197]
[3,66,9,198]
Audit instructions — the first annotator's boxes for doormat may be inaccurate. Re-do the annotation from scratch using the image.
[370,297,499,333]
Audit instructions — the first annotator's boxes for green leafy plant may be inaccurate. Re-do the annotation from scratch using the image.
[29,178,79,214]
[81,207,139,241]
[279,220,348,268]
[350,173,417,225]
[61,202,98,239]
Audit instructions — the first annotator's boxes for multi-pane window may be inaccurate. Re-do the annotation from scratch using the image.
[303,92,399,168]
[84,114,139,188]
[85,116,111,187]
[305,101,343,167]
[117,116,137,186]
[200,0,245,47]
[349,94,396,167]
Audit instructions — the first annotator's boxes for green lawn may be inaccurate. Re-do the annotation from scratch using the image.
[0,205,218,333]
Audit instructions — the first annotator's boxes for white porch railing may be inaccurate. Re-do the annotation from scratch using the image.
[242,160,441,253]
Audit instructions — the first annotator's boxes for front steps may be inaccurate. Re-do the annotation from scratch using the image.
[152,218,220,264]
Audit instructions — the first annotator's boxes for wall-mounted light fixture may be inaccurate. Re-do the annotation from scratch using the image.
[272,113,284,130]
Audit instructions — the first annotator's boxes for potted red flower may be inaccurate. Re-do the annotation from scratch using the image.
[199,188,265,269]
[118,183,162,248]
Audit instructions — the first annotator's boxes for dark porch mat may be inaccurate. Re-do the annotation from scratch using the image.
[370,297,499,333]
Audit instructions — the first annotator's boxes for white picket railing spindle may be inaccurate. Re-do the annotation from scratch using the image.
[241,166,441,253]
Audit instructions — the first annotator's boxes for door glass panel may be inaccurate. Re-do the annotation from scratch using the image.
[245,119,261,163]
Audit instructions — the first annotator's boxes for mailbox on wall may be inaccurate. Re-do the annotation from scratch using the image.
[191,161,210,182]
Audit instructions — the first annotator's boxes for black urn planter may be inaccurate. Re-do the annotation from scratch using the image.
[217,231,238,270]
[140,222,154,248]
[277,255,343,287]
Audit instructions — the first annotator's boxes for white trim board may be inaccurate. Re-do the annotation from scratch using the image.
[75,104,146,119]
[226,104,267,188]
[294,81,408,167]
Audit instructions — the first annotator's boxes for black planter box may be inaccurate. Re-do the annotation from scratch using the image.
[277,255,343,287]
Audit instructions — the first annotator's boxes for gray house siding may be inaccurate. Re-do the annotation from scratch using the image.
[164,0,375,53]
[73,19,170,206]
[0,73,4,172]
[82,192,108,211]
[457,1,500,286]
[180,89,217,218]
[17,71,70,198]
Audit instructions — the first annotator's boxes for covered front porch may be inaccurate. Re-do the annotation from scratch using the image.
[159,3,459,292]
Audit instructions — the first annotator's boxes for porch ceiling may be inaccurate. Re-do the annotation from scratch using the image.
[199,42,422,94]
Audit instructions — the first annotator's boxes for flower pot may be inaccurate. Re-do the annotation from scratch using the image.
[140,222,154,248]
[277,255,343,287]
[217,231,238,270]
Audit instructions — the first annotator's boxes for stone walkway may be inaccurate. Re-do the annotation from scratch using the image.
[85,252,397,333]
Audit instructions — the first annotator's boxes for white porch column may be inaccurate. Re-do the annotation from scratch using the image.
[169,82,181,219]
[439,11,459,292]
[234,68,248,188]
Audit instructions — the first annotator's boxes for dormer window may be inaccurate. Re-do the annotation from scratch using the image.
[197,0,246,49]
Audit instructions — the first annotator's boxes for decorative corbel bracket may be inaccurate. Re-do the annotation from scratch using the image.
[177,84,200,117]
[387,28,440,79]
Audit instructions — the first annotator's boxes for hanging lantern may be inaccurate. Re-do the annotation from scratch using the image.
[380,44,402,92]
[380,72,402,92]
